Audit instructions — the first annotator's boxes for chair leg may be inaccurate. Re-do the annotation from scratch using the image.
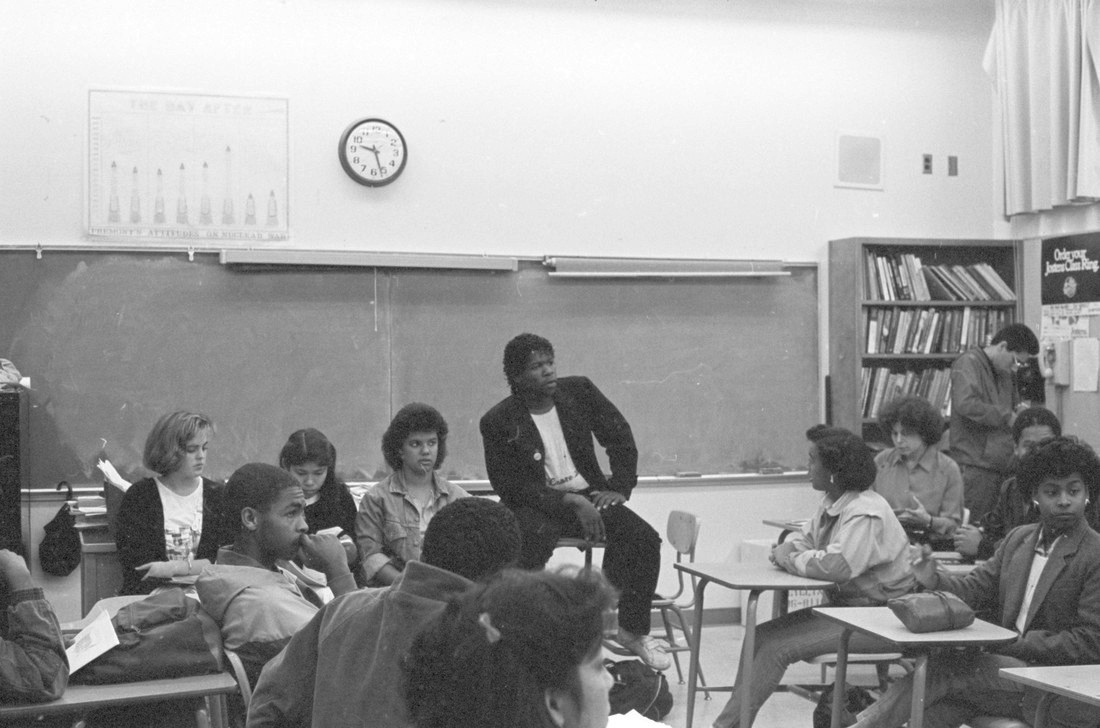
[875,662,891,692]
[669,603,710,698]
[660,608,684,684]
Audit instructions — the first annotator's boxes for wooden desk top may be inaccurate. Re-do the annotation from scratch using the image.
[674,561,832,591]
[814,606,1017,647]
[999,665,1100,708]
[0,672,238,718]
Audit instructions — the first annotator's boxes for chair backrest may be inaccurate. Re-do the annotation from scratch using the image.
[666,511,700,558]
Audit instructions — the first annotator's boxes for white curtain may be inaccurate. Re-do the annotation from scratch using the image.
[985,0,1100,216]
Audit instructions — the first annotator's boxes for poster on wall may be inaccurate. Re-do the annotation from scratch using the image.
[87,90,289,244]
[1040,234,1100,344]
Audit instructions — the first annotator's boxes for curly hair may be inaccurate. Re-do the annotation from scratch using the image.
[279,428,339,489]
[1016,436,1100,501]
[878,395,943,446]
[421,498,522,581]
[1011,406,1061,443]
[502,333,554,394]
[381,403,449,471]
[404,567,617,728]
[805,425,875,492]
[143,410,215,476]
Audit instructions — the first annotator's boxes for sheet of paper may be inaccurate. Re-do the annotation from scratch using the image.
[607,710,672,728]
[1072,337,1100,392]
[97,458,132,492]
[66,608,119,674]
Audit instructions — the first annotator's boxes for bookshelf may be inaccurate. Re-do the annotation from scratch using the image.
[828,238,1021,445]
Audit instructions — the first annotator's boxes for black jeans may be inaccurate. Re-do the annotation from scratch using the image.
[510,500,662,636]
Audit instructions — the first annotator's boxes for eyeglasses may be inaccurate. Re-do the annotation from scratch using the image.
[1011,353,1034,368]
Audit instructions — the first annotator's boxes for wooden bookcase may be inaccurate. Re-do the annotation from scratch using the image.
[828,238,1021,445]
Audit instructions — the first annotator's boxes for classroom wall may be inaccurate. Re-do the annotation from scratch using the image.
[1,0,1007,263]
[2,0,1006,618]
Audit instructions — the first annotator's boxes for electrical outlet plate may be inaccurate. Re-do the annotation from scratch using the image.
[922,154,933,174]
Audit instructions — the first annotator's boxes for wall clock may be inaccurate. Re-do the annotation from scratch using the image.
[338,118,407,187]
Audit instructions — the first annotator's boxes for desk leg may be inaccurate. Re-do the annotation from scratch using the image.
[909,653,928,728]
[684,577,709,728]
[1032,692,1052,728]
[829,628,852,728]
[740,589,762,728]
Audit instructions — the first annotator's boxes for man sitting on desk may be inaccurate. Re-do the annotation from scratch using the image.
[0,549,67,703]
[850,436,1100,728]
[479,332,669,670]
[195,463,356,686]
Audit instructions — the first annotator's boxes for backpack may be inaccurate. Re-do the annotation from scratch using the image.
[72,588,224,684]
[606,659,673,721]
[39,481,81,576]
[812,683,877,728]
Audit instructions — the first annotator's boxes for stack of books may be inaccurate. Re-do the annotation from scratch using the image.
[71,494,108,527]
[863,251,1016,302]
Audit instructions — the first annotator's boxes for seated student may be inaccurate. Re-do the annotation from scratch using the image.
[405,567,617,728]
[851,436,1100,728]
[195,462,355,687]
[247,497,523,728]
[355,403,469,586]
[116,410,228,595]
[954,405,1061,561]
[873,395,964,546]
[279,428,358,568]
[480,333,668,670]
[712,425,916,728]
[0,549,67,703]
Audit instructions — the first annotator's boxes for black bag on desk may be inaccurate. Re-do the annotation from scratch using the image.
[38,481,81,576]
[887,590,975,633]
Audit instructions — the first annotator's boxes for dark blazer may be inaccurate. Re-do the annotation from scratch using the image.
[937,519,1100,666]
[479,375,638,514]
[115,476,227,595]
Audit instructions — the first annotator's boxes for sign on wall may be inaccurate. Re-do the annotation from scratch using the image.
[87,90,289,244]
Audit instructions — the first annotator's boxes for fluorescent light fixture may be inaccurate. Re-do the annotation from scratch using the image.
[219,249,518,271]
[544,256,790,278]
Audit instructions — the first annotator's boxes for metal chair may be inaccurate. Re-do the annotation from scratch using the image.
[603,511,709,693]
[554,537,605,568]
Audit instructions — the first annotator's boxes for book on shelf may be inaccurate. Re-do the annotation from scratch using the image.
[861,365,953,419]
[864,250,1015,303]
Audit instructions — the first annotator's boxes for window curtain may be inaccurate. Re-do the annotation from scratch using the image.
[985,0,1100,216]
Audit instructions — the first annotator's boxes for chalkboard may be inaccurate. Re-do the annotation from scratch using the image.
[0,251,818,485]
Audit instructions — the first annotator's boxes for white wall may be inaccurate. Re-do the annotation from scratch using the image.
[1,0,1006,263]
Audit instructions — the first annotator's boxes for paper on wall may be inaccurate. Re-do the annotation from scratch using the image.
[1071,338,1100,392]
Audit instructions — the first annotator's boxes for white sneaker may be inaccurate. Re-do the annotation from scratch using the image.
[617,633,672,671]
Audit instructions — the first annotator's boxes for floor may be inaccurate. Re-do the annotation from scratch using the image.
[615,623,890,728]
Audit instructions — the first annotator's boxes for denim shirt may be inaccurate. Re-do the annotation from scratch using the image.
[354,470,469,582]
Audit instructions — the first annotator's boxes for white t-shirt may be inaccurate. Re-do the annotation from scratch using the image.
[531,407,590,492]
[156,479,204,561]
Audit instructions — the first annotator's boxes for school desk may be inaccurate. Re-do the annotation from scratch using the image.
[674,561,832,728]
[814,606,1017,728]
[0,672,240,728]
[999,665,1100,728]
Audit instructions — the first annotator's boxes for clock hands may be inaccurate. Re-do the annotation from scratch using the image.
[357,145,385,175]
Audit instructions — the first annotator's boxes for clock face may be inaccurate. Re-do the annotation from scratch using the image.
[338,118,407,187]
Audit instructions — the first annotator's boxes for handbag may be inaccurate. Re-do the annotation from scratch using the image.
[887,590,975,633]
[39,481,81,576]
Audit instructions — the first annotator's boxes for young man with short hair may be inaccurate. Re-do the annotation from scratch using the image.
[479,332,670,670]
[949,322,1040,524]
[246,497,524,728]
[0,549,67,703]
[195,462,355,686]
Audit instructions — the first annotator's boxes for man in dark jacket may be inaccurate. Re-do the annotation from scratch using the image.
[479,332,669,670]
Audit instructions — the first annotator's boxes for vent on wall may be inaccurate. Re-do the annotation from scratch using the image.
[835,133,883,190]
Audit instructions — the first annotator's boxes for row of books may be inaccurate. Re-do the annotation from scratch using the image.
[863,251,1016,302]
[861,365,953,420]
[864,306,1012,355]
